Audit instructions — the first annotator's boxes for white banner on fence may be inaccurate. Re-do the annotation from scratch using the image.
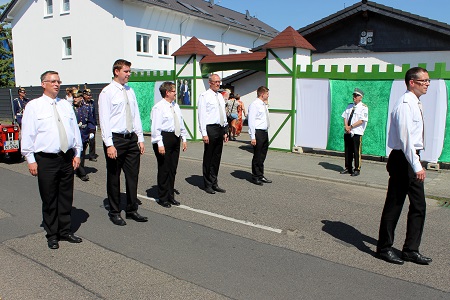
[387,79,447,163]
[295,79,330,148]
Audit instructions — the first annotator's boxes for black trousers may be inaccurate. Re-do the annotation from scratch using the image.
[104,133,140,216]
[203,124,224,189]
[76,141,89,178]
[252,129,269,180]
[377,150,426,252]
[344,133,362,171]
[153,132,180,203]
[88,133,96,158]
[35,149,75,240]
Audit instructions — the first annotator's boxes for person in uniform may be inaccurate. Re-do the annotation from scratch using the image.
[98,59,148,226]
[21,71,83,249]
[151,82,187,208]
[376,67,432,265]
[197,74,228,194]
[13,87,29,127]
[73,88,95,182]
[248,86,272,185]
[83,85,98,162]
[340,88,369,176]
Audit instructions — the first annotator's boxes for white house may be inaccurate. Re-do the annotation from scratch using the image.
[0,0,278,86]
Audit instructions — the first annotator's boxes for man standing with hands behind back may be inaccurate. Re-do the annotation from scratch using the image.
[377,67,432,265]
[340,88,368,176]
[248,86,272,186]
[99,59,147,226]
[197,74,228,194]
[21,71,83,249]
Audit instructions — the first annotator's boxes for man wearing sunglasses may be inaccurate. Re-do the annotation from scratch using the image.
[340,88,369,176]
[13,87,30,127]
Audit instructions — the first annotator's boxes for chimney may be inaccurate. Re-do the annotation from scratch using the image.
[245,10,251,20]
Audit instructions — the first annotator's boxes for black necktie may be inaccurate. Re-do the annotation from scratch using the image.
[348,106,355,126]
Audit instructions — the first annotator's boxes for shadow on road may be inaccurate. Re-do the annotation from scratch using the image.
[318,162,343,172]
[71,207,89,233]
[321,220,376,255]
[238,144,253,153]
[230,170,253,184]
[185,175,204,190]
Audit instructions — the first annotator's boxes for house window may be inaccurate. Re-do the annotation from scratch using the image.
[45,0,53,15]
[136,33,150,53]
[206,44,215,53]
[63,36,72,58]
[229,48,237,54]
[61,0,70,13]
[158,36,170,55]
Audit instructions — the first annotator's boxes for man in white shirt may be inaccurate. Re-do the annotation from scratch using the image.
[197,74,228,194]
[377,67,432,265]
[21,71,83,249]
[151,82,187,207]
[98,59,147,226]
[248,86,272,185]
[340,88,369,176]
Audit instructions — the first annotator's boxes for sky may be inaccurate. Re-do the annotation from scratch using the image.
[1,0,449,31]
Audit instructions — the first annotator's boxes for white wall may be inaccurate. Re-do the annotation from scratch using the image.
[310,51,450,72]
[9,0,272,86]
[12,0,125,86]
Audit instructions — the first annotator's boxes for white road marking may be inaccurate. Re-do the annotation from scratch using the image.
[137,194,283,234]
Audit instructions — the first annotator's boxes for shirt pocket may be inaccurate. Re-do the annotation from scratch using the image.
[36,113,53,133]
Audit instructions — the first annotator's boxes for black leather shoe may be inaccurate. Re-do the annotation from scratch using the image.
[351,170,360,176]
[212,186,226,193]
[158,201,172,208]
[377,250,404,265]
[60,234,82,243]
[47,239,59,249]
[89,158,97,162]
[260,177,272,183]
[402,251,432,265]
[252,178,263,185]
[126,211,148,222]
[109,214,127,226]
[205,188,216,194]
[169,199,180,206]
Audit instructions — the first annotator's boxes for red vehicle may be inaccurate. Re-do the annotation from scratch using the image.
[0,123,21,162]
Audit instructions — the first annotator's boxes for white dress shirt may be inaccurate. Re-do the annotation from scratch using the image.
[21,95,82,164]
[248,98,269,140]
[151,99,187,147]
[98,80,144,147]
[341,101,369,135]
[388,90,424,172]
[197,89,228,137]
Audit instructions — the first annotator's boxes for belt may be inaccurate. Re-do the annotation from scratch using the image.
[112,132,134,139]
[256,129,268,132]
[207,124,221,127]
[36,149,74,158]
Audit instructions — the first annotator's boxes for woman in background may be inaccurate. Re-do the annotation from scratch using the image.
[235,94,246,137]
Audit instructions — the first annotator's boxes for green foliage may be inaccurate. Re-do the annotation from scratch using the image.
[0,2,15,87]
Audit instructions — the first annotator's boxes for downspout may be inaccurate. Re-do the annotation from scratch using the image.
[252,33,262,48]
[180,16,190,46]
[221,25,230,78]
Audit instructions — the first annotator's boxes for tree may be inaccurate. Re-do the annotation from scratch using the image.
[0,2,14,87]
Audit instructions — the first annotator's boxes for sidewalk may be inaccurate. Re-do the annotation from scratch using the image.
[179,136,450,201]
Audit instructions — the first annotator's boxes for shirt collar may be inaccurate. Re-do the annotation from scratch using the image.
[112,80,127,91]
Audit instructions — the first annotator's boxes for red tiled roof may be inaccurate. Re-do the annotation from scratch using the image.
[201,52,266,64]
[263,26,316,51]
[172,37,216,56]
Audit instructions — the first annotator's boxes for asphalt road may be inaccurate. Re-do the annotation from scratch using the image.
[0,138,448,299]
